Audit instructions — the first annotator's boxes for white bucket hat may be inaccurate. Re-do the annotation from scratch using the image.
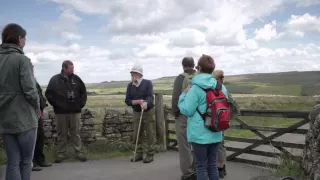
[130,64,143,75]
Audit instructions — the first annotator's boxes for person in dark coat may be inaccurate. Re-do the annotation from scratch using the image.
[31,64,52,171]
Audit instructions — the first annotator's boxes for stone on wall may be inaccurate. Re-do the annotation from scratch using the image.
[102,108,134,142]
[43,108,97,145]
[303,104,320,180]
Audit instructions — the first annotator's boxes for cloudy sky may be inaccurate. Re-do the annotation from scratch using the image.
[1,0,320,85]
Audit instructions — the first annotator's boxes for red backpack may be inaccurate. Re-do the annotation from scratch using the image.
[196,81,231,132]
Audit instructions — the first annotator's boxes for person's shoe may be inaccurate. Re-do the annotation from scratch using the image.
[218,169,225,178]
[143,155,154,163]
[218,165,227,178]
[76,153,87,162]
[32,164,42,171]
[130,154,143,162]
[54,154,66,163]
[38,161,52,167]
[181,173,196,180]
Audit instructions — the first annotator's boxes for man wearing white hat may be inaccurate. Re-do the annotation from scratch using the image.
[125,64,156,163]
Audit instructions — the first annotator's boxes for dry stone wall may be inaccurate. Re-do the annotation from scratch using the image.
[43,108,97,145]
[0,108,97,148]
[102,108,134,142]
[303,104,320,180]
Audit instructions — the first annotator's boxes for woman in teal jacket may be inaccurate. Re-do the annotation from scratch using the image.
[178,54,229,180]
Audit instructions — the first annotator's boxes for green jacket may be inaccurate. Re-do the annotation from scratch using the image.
[0,43,40,134]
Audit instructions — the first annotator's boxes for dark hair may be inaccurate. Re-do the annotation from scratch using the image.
[197,54,215,74]
[1,23,26,45]
[182,57,195,67]
[62,60,73,69]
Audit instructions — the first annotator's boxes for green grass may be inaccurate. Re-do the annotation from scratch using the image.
[270,154,307,179]
[251,85,302,96]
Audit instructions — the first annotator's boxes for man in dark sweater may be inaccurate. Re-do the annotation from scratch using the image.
[125,64,156,163]
[172,57,197,180]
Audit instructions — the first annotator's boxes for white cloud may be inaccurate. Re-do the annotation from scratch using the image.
[167,28,206,48]
[276,30,305,40]
[286,13,320,34]
[15,0,320,85]
[255,20,277,41]
[47,0,287,46]
[293,0,320,7]
[43,8,82,41]
[61,32,82,40]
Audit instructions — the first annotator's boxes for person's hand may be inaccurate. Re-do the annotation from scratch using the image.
[133,99,144,105]
[140,101,148,110]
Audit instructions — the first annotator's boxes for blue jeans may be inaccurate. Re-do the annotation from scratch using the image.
[192,142,220,180]
[2,128,37,180]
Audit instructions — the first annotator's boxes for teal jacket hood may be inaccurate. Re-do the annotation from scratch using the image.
[192,73,218,89]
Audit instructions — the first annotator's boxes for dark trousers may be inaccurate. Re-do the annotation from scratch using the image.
[192,142,220,180]
[33,118,46,165]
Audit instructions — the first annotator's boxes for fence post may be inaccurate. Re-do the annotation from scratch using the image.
[155,93,167,150]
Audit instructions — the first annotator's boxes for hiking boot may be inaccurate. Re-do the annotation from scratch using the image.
[181,173,196,180]
[131,154,143,162]
[54,154,66,163]
[218,165,227,178]
[32,163,42,171]
[76,153,87,162]
[143,155,154,163]
[218,169,225,178]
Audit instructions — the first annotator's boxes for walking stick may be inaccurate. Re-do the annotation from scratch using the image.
[133,109,144,162]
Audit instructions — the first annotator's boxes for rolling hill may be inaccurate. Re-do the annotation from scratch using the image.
[85,71,320,96]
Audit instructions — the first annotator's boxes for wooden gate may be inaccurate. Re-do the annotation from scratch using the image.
[164,106,309,168]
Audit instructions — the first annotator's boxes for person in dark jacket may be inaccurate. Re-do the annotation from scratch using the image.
[125,64,156,163]
[31,64,52,171]
[0,23,40,180]
[172,57,197,180]
[45,60,87,163]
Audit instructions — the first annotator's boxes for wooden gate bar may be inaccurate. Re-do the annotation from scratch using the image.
[233,118,298,159]
[226,118,309,161]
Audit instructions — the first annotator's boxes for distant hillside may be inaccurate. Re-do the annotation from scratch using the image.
[86,71,320,96]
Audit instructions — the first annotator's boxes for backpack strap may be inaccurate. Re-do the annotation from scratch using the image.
[215,81,222,90]
[213,81,222,96]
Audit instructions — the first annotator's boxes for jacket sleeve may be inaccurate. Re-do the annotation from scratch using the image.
[78,76,87,108]
[19,57,40,112]
[171,75,184,117]
[178,86,200,117]
[36,81,47,112]
[45,76,57,107]
[125,83,133,106]
[145,80,154,108]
